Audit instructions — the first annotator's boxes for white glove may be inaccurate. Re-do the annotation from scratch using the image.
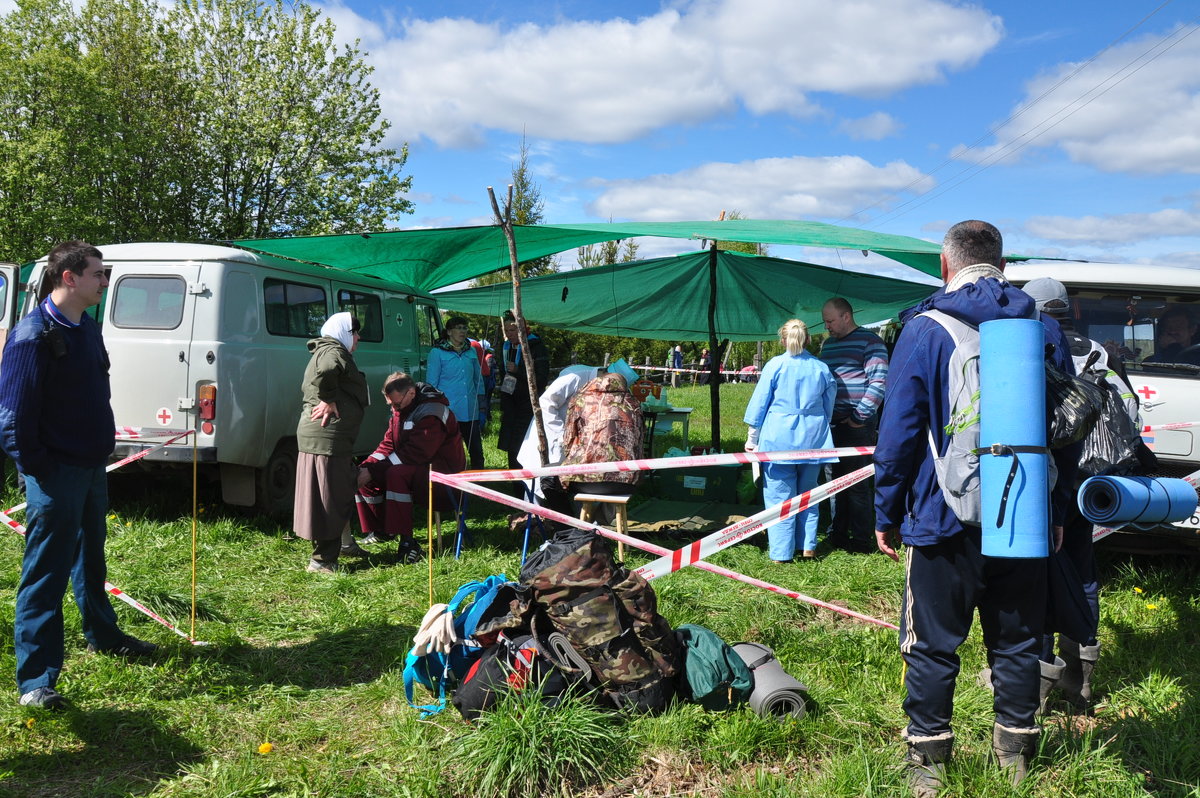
[745,426,760,451]
[411,603,457,656]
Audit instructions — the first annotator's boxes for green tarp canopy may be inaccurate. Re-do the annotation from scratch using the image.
[235,219,944,292]
[434,249,938,341]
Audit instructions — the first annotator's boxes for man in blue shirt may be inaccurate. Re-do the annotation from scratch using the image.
[0,241,156,710]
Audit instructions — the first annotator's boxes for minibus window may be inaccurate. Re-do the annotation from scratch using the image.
[1071,291,1200,375]
[264,279,326,337]
[111,276,186,329]
[336,290,383,342]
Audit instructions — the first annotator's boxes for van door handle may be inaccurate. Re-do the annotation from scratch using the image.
[178,351,185,362]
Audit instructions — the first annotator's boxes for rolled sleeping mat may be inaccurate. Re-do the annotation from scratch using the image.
[980,318,1050,558]
[1077,475,1199,525]
[731,642,807,720]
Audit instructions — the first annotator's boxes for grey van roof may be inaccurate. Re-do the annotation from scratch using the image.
[1006,260,1200,291]
[52,241,436,299]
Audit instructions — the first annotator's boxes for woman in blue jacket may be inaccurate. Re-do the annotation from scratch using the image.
[743,319,836,561]
[427,316,484,469]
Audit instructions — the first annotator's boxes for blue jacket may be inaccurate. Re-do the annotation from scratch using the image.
[873,277,1077,546]
[743,351,836,464]
[427,339,482,423]
[0,300,115,477]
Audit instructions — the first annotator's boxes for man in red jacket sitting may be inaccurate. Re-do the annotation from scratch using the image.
[356,371,466,563]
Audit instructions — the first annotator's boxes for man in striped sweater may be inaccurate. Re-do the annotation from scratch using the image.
[819,298,889,554]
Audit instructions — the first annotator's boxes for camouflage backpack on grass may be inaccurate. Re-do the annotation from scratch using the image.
[519,527,681,713]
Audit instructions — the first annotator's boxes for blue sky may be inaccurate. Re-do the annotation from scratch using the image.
[316,0,1199,274]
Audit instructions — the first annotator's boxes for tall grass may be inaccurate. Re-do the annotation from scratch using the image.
[0,383,1195,797]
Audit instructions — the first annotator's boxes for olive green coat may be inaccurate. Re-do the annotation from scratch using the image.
[296,337,370,456]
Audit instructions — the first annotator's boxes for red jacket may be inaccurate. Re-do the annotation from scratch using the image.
[362,383,465,478]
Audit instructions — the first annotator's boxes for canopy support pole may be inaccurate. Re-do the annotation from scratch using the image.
[487,186,549,466]
[708,244,720,451]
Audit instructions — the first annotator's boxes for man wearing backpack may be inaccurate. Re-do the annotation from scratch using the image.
[873,221,1078,796]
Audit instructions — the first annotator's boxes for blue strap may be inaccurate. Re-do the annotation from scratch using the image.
[403,648,450,718]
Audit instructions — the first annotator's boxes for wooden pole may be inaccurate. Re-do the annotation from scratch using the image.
[707,243,720,450]
[487,186,549,467]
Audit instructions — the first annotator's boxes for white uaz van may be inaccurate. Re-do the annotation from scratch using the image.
[1007,261,1200,549]
[0,242,446,515]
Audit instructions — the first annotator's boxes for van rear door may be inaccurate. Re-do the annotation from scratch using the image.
[104,263,201,436]
[0,263,18,357]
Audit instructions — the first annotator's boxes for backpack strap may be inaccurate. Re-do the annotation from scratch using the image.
[403,648,450,718]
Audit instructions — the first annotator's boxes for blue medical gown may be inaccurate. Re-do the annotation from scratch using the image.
[743,352,836,559]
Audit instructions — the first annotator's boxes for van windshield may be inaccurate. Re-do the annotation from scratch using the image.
[1070,291,1200,376]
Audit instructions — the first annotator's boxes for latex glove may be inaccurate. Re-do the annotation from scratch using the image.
[745,426,760,451]
[411,603,457,656]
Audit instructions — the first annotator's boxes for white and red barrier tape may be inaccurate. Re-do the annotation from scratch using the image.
[633,464,875,580]
[1141,421,1200,433]
[116,426,192,439]
[432,469,897,630]
[456,445,874,483]
[5,431,194,518]
[638,364,752,377]
[0,506,203,644]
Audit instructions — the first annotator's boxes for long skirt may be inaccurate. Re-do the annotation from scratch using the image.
[293,452,357,541]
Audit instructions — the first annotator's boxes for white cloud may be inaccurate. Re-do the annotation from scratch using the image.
[953,24,1200,174]
[324,0,1001,147]
[1025,208,1200,245]
[587,154,933,221]
[837,111,902,141]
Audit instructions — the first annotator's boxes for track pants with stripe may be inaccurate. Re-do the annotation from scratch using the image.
[900,527,1046,737]
[356,464,429,540]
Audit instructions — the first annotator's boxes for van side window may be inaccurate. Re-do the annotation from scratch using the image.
[416,303,440,349]
[264,279,326,337]
[336,290,383,342]
[111,276,186,329]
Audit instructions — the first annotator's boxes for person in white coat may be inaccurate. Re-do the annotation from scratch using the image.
[743,319,836,562]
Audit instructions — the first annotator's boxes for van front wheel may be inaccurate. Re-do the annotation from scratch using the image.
[257,439,297,518]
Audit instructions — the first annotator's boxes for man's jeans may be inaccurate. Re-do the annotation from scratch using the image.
[15,463,122,694]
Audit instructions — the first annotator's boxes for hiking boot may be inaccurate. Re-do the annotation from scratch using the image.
[87,634,158,658]
[340,541,369,558]
[360,532,395,545]
[827,532,852,552]
[1058,638,1099,711]
[306,559,339,575]
[398,539,424,565]
[19,686,65,710]
[1038,656,1066,715]
[992,723,1039,787]
[904,733,953,798]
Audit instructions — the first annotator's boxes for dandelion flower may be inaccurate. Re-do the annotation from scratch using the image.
[1134,587,1144,594]
[24,718,35,729]
[1146,604,1158,610]
[258,742,274,754]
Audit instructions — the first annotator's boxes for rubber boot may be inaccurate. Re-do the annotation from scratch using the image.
[1038,656,1066,715]
[904,733,953,798]
[1058,638,1099,710]
[992,723,1039,787]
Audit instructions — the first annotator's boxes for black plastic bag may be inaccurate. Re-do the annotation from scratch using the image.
[1045,359,1106,449]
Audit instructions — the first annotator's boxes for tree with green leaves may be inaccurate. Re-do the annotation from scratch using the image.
[0,0,412,262]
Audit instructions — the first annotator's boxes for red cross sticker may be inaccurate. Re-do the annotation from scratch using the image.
[1137,385,1157,401]
[156,407,173,426]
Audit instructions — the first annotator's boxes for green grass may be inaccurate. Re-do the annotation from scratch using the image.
[0,383,1196,797]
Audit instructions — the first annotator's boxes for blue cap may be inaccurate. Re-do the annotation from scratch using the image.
[607,358,639,386]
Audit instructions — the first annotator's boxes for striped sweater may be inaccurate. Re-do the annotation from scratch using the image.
[818,326,889,424]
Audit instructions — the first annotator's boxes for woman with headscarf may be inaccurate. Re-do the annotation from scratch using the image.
[293,312,369,573]
[743,319,836,562]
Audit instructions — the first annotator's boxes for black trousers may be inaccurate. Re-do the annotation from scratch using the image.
[900,527,1046,736]
[829,421,877,542]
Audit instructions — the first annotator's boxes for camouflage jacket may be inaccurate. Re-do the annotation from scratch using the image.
[561,372,643,485]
